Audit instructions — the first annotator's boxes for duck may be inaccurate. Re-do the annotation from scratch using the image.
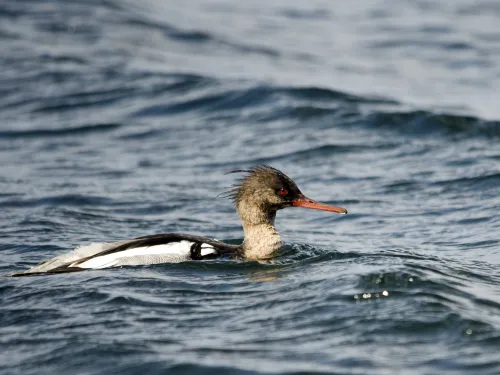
[11,165,347,276]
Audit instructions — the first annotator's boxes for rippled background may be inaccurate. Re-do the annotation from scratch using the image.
[1,1,500,374]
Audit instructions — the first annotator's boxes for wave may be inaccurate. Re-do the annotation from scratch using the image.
[0,194,113,208]
[32,88,135,113]
[432,172,500,192]
[124,14,281,59]
[126,77,500,139]
[366,110,500,138]
[4,241,500,373]
[199,143,395,169]
[0,123,121,139]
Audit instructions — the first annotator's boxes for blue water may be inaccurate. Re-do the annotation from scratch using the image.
[1,1,500,374]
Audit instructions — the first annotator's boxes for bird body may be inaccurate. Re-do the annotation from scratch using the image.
[11,166,346,276]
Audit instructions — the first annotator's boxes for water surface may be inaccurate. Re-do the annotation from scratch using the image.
[1,1,500,374]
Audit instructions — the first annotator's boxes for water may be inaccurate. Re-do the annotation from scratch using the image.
[1,0,500,374]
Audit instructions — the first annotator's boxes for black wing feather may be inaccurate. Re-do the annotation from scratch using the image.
[10,233,242,276]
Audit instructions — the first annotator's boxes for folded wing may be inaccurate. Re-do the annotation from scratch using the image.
[10,233,236,276]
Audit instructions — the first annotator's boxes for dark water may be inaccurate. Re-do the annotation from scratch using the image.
[1,1,500,374]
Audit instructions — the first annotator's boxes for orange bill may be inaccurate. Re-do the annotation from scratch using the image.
[292,195,347,214]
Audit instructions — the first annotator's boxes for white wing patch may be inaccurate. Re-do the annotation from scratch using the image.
[71,241,216,269]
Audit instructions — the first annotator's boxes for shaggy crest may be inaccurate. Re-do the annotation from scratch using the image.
[221,165,300,206]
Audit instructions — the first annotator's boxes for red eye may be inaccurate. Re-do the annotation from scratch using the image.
[279,188,288,196]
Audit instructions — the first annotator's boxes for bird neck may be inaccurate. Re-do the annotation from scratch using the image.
[237,200,282,259]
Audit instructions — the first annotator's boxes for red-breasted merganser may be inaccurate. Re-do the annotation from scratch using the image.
[11,166,347,276]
